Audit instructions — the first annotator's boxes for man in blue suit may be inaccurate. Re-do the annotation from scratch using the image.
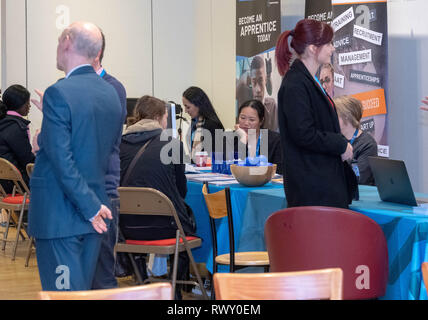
[91,30,127,290]
[28,21,123,291]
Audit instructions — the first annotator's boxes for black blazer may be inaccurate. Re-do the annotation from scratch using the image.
[278,59,350,208]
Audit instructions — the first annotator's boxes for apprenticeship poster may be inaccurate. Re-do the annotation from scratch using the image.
[236,0,282,132]
[305,0,333,24]
[331,0,389,157]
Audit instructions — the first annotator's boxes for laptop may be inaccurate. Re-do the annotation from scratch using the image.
[368,157,428,207]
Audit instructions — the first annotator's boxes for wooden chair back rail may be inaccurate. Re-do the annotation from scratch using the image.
[214,268,343,300]
[38,283,173,300]
[202,184,228,219]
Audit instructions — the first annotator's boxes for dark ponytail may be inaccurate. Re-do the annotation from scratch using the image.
[0,101,7,120]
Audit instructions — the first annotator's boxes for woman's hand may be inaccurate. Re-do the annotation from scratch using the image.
[235,124,248,144]
[341,142,353,162]
[420,96,428,111]
[31,89,44,111]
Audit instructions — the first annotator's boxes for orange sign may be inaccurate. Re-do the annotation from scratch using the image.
[351,88,387,118]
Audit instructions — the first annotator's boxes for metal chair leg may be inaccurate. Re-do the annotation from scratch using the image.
[25,237,34,267]
[185,242,209,300]
[12,195,27,261]
[2,209,12,251]
[171,230,180,299]
[128,253,144,284]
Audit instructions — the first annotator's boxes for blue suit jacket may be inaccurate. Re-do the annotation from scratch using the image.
[28,66,123,239]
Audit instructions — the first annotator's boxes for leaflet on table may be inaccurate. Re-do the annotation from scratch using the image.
[211,179,240,185]
[184,164,212,173]
[411,203,428,215]
[188,175,238,182]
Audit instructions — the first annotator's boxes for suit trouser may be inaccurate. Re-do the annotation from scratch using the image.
[36,233,103,291]
[91,196,120,289]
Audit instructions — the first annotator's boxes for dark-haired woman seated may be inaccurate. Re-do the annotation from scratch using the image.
[119,95,195,299]
[0,85,35,193]
[234,99,283,174]
[182,86,224,161]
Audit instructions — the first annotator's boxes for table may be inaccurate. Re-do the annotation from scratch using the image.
[185,179,428,300]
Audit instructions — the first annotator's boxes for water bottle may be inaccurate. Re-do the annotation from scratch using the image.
[351,160,360,201]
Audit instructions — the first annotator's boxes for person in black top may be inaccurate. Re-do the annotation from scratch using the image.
[120,95,195,299]
[234,99,283,174]
[276,19,354,208]
[334,95,378,185]
[0,85,35,193]
[182,86,224,161]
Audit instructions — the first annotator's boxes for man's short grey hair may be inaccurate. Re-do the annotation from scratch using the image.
[64,24,102,59]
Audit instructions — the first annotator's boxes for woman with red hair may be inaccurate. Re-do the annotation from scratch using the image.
[276,19,354,208]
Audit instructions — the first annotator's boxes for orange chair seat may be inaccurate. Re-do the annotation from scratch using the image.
[2,195,29,205]
[125,236,199,246]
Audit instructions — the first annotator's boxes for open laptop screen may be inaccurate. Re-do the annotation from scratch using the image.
[368,157,418,206]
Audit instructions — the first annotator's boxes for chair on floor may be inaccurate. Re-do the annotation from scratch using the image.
[422,262,428,295]
[115,187,208,300]
[214,268,343,300]
[0,158,31,260]
[24,163,35,267]
[38,282,172,300]
[202,182,269,298]
[265,206,388,300]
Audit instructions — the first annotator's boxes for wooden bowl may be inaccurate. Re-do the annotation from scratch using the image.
[230,164,277,187]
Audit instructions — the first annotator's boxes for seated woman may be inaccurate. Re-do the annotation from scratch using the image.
[182,86,224,161]
[0,85,35,193]
[119,95,195,298]
[334,95,378,185]
[234,99,283,174]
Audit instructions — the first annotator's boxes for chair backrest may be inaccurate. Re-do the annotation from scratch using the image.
[422,262,428,295]
[118,187,187,239]
[26,163,34,178]
[264,206,388,300]
[214,268,343,300]
[0,158,30,195]
[202,182,236,271]
[38,283,172,300]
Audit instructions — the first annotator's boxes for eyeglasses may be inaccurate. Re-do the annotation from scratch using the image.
[320,76,331,85]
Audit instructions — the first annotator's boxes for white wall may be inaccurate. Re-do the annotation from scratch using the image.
[387,0,428,193]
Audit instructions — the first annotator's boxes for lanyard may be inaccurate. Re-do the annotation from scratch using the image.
[99,69,106,78]
[314,75,326,95]
[256,133,261,157]
[349,128,359,145]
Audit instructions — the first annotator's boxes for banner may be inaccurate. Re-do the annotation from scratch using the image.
[331,0,389,157]
[236,0,282,132]
[305,0,332,24]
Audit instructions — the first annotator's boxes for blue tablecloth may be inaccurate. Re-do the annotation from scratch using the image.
[185,180,428,300]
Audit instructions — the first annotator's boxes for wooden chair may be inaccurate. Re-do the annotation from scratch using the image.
[213,268,343,300]
[422,262,428,295]
[115,187,208,299]
[24,163,35,267]
[202,182,269,298]
[0,158,30,260]
[38,282,172,300]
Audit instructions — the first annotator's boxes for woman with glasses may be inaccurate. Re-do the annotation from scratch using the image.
[234,99,282,174]
[319,63,334,97]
